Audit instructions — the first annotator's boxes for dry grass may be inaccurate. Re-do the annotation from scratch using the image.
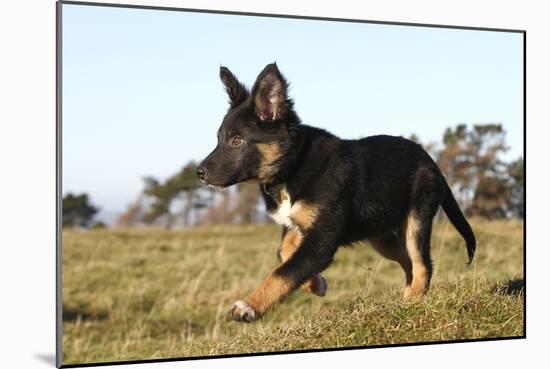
[61,219,524,365]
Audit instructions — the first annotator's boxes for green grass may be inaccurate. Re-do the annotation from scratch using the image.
[61,220,524,365]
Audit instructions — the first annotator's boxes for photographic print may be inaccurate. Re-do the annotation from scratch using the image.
[58,1,525,366]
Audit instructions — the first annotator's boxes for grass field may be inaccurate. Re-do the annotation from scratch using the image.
[61,219,524,365]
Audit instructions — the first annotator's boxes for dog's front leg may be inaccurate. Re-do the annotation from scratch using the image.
[231,224,339,322]
[278,227,327,296]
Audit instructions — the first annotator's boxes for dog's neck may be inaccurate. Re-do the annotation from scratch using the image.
[261,122,307,188]
[260,124,340,205]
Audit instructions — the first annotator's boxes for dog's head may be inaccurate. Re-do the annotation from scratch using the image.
[197,63,299,187]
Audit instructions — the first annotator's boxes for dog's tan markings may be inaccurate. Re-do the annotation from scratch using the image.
[256,143,282,182]
[403,213,429,299]
[278,228,327,296]
[369,234,413,299]
[278,227,303,261]
[290,201,320,231]
[243,270,294,317]
[267,186,320,232]
[272,184,288,204]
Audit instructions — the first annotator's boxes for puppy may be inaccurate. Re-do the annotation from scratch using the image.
[197,63,476,322]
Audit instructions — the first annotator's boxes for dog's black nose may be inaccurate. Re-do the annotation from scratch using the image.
[196,166,207,180]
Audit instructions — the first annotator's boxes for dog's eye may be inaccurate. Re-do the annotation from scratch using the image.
[230,135,243,147]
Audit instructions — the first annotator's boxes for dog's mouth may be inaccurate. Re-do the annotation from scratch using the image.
[200,177,234,189]
[203,181,225,191]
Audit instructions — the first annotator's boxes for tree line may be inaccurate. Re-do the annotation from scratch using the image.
[62,123,524,229]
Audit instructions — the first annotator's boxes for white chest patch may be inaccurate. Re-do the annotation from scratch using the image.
[267,188,297,228]
[269,195,294,227]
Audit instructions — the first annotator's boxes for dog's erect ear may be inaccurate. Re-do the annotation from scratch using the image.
[220,66,248,108]
[251,63,289,121]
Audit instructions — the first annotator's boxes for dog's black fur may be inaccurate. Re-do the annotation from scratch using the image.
[198,63,476,322]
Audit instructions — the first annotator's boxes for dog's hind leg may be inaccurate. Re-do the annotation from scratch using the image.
[402,168,441,299]
[277,227,327,297]
[369,232,413,298]
[402,212,433,299]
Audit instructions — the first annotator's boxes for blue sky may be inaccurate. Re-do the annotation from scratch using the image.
[62,4,524,216]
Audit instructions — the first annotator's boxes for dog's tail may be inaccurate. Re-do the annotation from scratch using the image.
[440,179,476,265]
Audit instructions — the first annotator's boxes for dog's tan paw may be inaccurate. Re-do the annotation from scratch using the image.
[403,286,413,300]
[230,300,258,322]
[403,285,426,301]
[303,274,328,297]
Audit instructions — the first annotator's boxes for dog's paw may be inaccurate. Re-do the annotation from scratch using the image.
[230,300,258,322]
[311,274,327,297]
[302,274,328,297]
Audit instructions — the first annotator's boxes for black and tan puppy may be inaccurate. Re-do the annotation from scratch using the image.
[197,63,476,322]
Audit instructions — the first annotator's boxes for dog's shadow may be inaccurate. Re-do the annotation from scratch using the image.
[493,278,524,296]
